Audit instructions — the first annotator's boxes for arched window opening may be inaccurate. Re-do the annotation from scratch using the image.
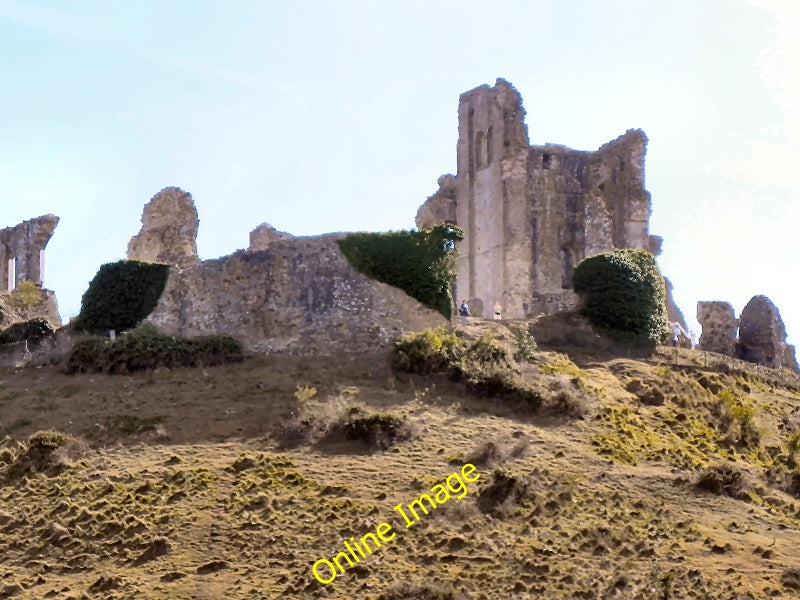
[475,131,485,169]
[7,254,16,292]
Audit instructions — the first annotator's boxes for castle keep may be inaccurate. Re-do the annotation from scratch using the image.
[417,79,665,320]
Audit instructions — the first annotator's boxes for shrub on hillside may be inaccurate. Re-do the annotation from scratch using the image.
[391,328,590,416]
[66,323,243,374]
[464,369,544,411]
[337,224,463,318]
[453,334,514,373]
[343,408,410,449]
[7,280,44,309]
[477,469,535,515]
[514,326,537,362]
[72,260,170,334]
[541,376,590,418]
[695,464,748,499]
[789,468,800,498]
[273,396,352,447]
[390,326,461,374]
[4,430,88,479]
[782,568,800,592]
[786,430,800,467]
[712,389,761,449]
[0,318,54,345]
[0,436,21,467]
[274,399,410,451]
[572,249,669,348]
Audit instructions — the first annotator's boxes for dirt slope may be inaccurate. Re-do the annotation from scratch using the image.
[1,325,799,599]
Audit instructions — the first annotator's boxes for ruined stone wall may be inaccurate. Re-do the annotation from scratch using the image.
[0,215,61,329]
[697,301,738,356]
[127,187,199,269]
[526,130,652,310]
[697,296,797,371]
[417,79,670,321]
[736,295,792,370]
[147,235,446,354]
[0,215,59,291]
[415,175,456,230]
[0,289,61,329]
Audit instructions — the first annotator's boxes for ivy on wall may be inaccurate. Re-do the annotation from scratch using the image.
[72,260,170,335]
[336,224,464,318]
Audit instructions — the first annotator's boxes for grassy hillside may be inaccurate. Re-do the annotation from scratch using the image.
[1,321,799,599]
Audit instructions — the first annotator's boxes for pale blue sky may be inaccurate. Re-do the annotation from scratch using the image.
[1,1,798,343]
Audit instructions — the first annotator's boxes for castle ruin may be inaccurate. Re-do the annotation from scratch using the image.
[417,79,682,323]
[127,187,200,269]
[698,296,798,372]
[0,215,59,293]
[0,214,61,328]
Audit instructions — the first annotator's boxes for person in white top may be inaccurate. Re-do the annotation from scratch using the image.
[492,301,502,320]
[671,321,689,347]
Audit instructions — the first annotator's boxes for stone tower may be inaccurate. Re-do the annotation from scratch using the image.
[418,79,669,321]
[454,79,531,319]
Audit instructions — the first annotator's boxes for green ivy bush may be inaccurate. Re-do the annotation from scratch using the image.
[572,249,669,347]
[336,224,463,318]
[0,318,54,345]
[72,260,170,334]
[66,323,243,374]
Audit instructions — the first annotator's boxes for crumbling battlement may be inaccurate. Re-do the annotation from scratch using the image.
[0,215,59,292]
[416,78,678,323]
[248,223,293,251]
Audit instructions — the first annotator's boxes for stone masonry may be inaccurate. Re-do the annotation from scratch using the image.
[0,215,61,328]
[127,187,199,269]
[697,296,797,372]
[736,295,795,370]
[416,78,682,324]
[696,301,738,356]
[0,215,59,292]
[249,223,293,251]
[147,235,446,354]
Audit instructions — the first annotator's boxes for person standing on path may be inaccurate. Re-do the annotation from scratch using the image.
[492,300,502,320]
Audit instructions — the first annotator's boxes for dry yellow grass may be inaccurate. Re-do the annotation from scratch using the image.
[1,331,800,599]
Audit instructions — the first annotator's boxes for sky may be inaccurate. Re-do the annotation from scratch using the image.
[1,0,798,343]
